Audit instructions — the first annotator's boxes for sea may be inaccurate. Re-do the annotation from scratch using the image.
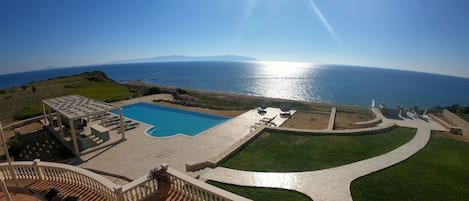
[1,61,468,108]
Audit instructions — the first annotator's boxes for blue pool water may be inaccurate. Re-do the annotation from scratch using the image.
[114,102,229,137]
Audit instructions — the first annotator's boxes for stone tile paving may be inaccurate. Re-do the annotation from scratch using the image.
[200,111,448,201]
[78,107,292,179]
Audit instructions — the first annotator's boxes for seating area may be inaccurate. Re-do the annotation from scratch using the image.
[41,95,132,157]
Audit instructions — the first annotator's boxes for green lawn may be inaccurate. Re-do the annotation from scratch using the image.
[207,181,311,201]
[220,127,416,172]
[351,132,469,201]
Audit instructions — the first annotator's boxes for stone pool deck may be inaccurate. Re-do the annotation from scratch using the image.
[77,107,293,179]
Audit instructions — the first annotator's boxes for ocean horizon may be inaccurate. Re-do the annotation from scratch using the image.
[1,61,468,108]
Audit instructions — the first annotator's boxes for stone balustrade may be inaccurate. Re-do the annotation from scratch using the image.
[0,160,119,200]
[0,161,251,201]
[166,167,251,201]
[120,173,159,201]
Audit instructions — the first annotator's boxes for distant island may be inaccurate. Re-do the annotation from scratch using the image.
[112,55,257,64]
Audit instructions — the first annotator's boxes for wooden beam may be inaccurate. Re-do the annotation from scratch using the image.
[119,108,125,139]
[0,121,18,188]
[42,103,48,125]
[57,114,64,138]
[100,112,104,126]
[69,119,80,157]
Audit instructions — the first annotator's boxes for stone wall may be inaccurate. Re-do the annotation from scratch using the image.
[442,109,469,136]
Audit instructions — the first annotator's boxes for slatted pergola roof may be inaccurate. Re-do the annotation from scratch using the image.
[42,95,118,119]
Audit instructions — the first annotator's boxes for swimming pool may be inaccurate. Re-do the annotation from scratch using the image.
[114,102,229,137]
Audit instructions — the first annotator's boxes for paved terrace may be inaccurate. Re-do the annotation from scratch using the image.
[201,110,447,201]
[78,107,294,179]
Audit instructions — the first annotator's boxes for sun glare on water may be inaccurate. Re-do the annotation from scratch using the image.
[249,61,323,101]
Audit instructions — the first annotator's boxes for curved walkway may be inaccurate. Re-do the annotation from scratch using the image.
[201,112,446,201]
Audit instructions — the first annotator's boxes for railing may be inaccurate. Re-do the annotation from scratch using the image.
[0,160,119,200]
[0,161,252,201]
[166,167,251,201]
[120,165,251,201]
[120,174,159,201]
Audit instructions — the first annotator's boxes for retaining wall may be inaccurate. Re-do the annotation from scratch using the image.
[442,109,469,136]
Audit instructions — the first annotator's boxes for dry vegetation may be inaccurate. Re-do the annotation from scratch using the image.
[334,110,375,130]
[281,111,331,130]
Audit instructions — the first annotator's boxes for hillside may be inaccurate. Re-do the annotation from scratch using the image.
[0,71,137,122]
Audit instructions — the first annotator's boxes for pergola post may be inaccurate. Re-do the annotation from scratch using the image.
[0,179,12,201]
[57,114,64,138]
[69,119,80,157]
[119,108,125,139]
[100,112,104,126]
[47,107,52,124]
[50,111,55,129]
[0,121,18,188]
[42,103,48,125]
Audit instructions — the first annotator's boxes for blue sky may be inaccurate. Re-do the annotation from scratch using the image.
[0,0,468,77]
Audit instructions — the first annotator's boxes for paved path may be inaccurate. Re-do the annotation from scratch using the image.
[201,111,447,201]
[327,107,336,130]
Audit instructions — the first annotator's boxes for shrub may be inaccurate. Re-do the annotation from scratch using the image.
[176,88,187,94]
[144,87,161,95]
[6,138,22,158]
[148,165,169,183]
[32,85,37,92]
[87,76,106,82]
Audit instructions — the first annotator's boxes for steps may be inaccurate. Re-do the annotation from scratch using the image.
[90,134,104,145]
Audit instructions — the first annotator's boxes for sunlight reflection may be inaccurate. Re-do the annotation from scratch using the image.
[248,61,325,102]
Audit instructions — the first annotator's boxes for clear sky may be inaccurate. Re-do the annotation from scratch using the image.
[1,0,468,77]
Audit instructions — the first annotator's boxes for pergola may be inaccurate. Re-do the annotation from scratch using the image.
[41,95,125,156]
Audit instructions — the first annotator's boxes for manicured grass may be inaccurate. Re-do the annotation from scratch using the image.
[220,127,416,172]
[351,132,469,201]
[207,181,311,201]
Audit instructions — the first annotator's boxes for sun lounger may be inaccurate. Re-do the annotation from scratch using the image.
[260,115,277,124]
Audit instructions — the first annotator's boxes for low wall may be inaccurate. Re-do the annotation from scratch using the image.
[442,109,469,136]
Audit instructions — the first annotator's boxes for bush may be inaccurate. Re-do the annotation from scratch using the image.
[14,104,42,120]
[176,88,187,94]
[6,138,22,158]
[144,87,161,95]
[87,76,106,82]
